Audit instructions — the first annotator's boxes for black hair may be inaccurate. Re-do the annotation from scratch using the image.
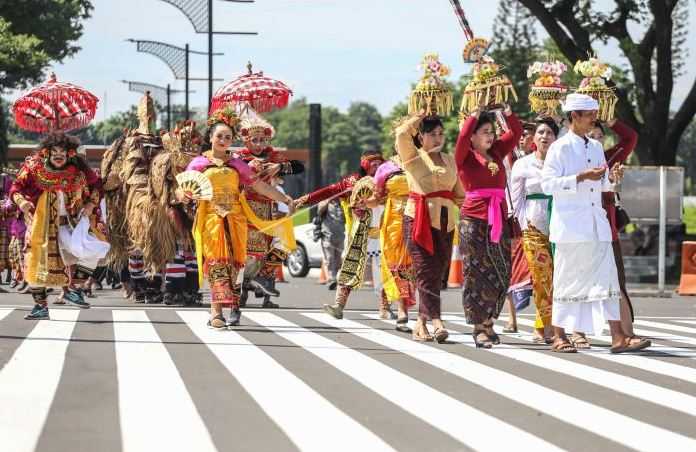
[592,121,605,134]
[203,122,236,150]
[412,115,444,148]
[474,112,497,134]
[534,116,560,138]
[40,132,81,152]
[358,149,384,176]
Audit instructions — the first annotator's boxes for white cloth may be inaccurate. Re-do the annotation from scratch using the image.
[540,130,614,243]
[552,241,621,334]
[562,93,599,112]
[55,192,110,269]
[510,153,551,236]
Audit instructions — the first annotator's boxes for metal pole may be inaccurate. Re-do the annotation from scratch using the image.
[208,0,213,110]
[167,84,172,130]
[185,44,190,120]
[658,166,667,296]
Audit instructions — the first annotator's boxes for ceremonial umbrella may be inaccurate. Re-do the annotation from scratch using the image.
[12,73,99,133]
[209,62,292,114]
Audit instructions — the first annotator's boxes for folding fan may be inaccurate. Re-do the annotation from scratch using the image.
[175,171,214,201]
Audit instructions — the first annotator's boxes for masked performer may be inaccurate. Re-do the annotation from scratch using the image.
[11,133,107,319]
[234,108,304,308]
[182,107,295,329]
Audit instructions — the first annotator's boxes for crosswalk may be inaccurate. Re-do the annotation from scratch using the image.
[1,307,696,452]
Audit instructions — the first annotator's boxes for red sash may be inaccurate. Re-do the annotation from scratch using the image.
[408,191,455,255]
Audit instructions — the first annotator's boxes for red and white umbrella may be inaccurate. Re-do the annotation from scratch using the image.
[209,63,292,114]
[12,73,99,133]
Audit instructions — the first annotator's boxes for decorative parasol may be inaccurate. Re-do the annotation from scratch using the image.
[447,0,490,62]
[209,62,292,114]
[12,73,99,133]
[527,60,569,116]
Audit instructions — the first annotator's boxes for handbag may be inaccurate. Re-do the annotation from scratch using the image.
[614,194,631,232]
[505,180,522,239]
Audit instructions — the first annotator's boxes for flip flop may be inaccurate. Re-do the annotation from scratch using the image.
[611,337,652,354]
[433,328,449,344]
[473,330,493,349]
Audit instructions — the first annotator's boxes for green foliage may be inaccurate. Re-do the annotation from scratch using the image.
[677,120,696,195]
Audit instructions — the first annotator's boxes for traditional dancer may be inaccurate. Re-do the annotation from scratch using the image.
[588,118,640,339]
[3,192,28,291]
[375,154,416,332]
[10,133,107,319]
[234,107,305,308]
[0,173,11,286]
[456,105,522,348]
[182,107,295,329]
[511,117,577,351]
[540,93,649,353]
[297,150,389,320]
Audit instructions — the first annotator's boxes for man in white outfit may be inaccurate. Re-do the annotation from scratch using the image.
[541,93,650,353]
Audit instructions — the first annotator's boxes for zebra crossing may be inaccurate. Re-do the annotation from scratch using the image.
[1,306,696,452]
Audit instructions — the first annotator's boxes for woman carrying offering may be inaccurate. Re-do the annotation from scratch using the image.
[456,105,523,348]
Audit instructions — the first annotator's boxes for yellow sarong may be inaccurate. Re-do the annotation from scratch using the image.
[380,174,413,302]
[521,225,554,328]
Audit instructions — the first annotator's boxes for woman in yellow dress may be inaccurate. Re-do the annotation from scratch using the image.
[374,155,415,332]
[182,108,295,329]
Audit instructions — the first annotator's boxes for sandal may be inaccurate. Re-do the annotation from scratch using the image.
[412,322,433,342]
[570,333,591,349]
[395,317,411,333]
[433,327,449,344]
[207,314,227,330]
[610,336,651,354]
[551,339,577,353]
[484,321,500,345]
[502,326,518,333]
[473,330,493,349]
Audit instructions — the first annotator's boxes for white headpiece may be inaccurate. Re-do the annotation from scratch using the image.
[237,103,275,140]
[562,93,599,112]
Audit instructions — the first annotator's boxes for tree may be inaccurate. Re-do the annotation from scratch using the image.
[676,119,696,194]
[518,0,696,165]
[489,0,540,119]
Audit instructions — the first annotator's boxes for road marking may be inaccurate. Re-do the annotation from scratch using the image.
[0,308,14,322]
[498,316,696,384]
[178,311,394,452]
[246,312,564,452]
[366,314,696,418]
[305,313,696,452]
[635,319,696,335]
[0,309,79,452]
[112,310,217,452]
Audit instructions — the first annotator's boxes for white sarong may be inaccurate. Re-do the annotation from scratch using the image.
[552,241,621,334]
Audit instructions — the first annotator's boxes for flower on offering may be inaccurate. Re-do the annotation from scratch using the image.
[461,56,518,116]
[408,53,454,116]
[573,56,618,121]
[527,60,569,116]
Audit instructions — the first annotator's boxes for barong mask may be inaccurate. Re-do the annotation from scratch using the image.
[39,133,81,170]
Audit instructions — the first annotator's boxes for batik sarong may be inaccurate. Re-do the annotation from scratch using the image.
[521,225,553,328]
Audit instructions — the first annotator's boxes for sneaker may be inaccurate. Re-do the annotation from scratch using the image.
[226,309,242,328]
[163,293,180,306]
[207,315,227,330]
[63,290,91,309]
[145,292,163,304]
[18,282,31,294]
[261,298,280,309]
[25,304,49,320]
[323,303,344,319]
[328,281,337,291]
[250,277,280,297]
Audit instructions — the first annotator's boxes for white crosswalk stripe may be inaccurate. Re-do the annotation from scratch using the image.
[112,310,218,452]
[1,309,696,452]
[0,309,79,452]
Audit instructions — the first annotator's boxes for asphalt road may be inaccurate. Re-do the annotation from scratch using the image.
[1,273,696,452]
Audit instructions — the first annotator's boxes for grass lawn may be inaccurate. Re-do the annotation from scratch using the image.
[684,206,696,234]
[292,207,310,226]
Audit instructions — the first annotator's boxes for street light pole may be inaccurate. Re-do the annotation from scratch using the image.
[208,0,214,107]
[167,84,172,130]
[185,44,190,119]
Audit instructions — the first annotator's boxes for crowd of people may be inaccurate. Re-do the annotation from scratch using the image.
[0,51,652,354]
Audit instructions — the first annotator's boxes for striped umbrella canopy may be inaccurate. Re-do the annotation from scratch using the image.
[12,73,99,133]
[209,63,292,114]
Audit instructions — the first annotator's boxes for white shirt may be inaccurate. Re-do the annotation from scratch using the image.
[511,153,551,236]
[541,130,614,243]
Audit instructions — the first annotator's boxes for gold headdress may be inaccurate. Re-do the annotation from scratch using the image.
[207,106,240,132]
[527,60,569,116]
[238,105,275,140]
[136,92,157,134]
[408,53,453,116]
[574,56,618,121]
[461,56,518,116]
[161,120,203,171]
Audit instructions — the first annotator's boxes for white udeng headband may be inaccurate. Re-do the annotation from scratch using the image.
[562,93,599,112]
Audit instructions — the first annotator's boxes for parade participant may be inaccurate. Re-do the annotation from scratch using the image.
[10,133,107,319]
[316,198,345,290]
[304,150,391,320]
[234,107,304,308]
[375,154,416,332]
[540,93,649,353]
[456,104,522,348]
[182,107,295,329]
[0,173,11,285]
[588,118,639,339]
[511,117,576,351]
[503,121,536,334]
[3,195,28,291]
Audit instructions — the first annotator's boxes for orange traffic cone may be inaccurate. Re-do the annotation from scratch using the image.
[318,260,328,284]
[447,244,463,288]
[276,265,286,283]
[678,242,696,295]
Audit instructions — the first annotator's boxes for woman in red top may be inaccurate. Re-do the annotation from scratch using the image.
[588,119,639,339]
[455,105,522,348]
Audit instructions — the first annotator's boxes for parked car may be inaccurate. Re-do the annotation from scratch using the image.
[286,222,323,277]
